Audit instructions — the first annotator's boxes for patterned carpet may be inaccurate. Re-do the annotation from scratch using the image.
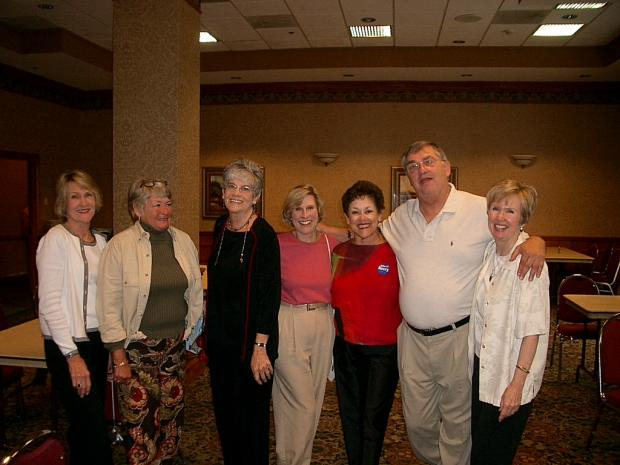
[1,324,619,465]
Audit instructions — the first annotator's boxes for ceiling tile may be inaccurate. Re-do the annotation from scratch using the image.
[231,0,291,16]
[481,24,537,46]
[257,27,310,48]
[286,0,342,15]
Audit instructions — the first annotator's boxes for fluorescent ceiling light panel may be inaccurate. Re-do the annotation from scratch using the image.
[533,23,584,36]
[199,31,217,43]
[349,25,392,38]
[555,2,607,9]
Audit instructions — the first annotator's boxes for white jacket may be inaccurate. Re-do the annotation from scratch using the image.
[96,222,203,348]
[468,232,550,406]
[37,224,107,356]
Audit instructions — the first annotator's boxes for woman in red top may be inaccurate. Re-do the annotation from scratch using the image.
[331,180,402,465]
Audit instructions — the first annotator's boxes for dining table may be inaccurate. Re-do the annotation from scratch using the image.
[0,319,45,368]
[564,294,620,320]
[563,294,620,379]
[545,246,595,264]
[546,246,595,298]
[0,318,53,447]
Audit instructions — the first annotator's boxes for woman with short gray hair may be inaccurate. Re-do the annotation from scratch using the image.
[207,159,281,465]
[97,177,203,465]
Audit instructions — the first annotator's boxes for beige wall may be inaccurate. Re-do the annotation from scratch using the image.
[201,102,620,237]
[0,90,113,233]
[1,89,618,239]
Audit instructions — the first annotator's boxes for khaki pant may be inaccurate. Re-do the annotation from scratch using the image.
[398,321,472,465]
[272,303,335,465]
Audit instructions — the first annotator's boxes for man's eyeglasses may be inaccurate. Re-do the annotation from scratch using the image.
[140,179,168,188]
[406,157,443,173]
[224,182,254,194]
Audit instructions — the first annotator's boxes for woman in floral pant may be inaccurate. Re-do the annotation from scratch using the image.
[97,178,203,464]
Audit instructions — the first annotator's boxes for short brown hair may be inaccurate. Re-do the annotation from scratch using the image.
[400,141,448,169]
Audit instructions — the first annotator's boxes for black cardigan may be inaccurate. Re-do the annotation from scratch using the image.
[207,215,281,364]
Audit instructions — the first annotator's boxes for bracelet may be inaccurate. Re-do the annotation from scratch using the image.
[516,364,530,374]
[113,360,128,368]
[254,342,267,348]
[65,350,79,361]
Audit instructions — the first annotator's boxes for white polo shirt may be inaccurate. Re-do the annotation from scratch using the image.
[381,186,491,329]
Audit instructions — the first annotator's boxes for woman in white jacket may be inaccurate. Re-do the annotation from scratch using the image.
[37,169,112,465]
[468,179,549,465]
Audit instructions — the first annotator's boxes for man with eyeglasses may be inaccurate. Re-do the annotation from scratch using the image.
[380,141,545,465]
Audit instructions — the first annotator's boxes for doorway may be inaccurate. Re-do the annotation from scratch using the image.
[0,151,38,322]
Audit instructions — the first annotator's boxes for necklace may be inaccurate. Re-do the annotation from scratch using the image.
[227,213,253,232]
[489,253,505,282]
[214,224,250,266]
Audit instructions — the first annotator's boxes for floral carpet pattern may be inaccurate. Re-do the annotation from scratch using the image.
[2,327,619,465]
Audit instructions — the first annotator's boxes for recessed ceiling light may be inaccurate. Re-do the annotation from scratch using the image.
[361,17,376,23]
[461,74,473,77]
[556,2,606,9]
[37,3,54,9]
[350,25,391,38]
[453,40,466,44]
[562,14,579,19]
[199,31,217,43]
[533,23,583,36]
[454,14,482,23]
[230,76,242,80]
[343,74,355,77]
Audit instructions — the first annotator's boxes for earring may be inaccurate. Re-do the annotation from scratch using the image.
[519,225,524,232]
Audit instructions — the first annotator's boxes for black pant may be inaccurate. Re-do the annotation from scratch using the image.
[44,332,112,465]
[208,353,273,465]
[333,336,399,465]
[471,355,533,465]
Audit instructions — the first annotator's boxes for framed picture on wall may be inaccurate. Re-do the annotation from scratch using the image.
[390,166,458,211]
[202,166,265,218]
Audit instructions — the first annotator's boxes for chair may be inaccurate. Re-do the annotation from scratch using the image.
[549,274,599,382]
[1,430,66,465]
[594,247,620,295]
[591,246,611,281]
[587,313,620,448]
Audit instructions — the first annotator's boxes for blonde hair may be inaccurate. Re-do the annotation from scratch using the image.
[54,169,102,221]
[486,179,538,225]
[281,184,324,226]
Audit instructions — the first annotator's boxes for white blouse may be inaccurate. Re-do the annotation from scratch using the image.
[468,232,550,407]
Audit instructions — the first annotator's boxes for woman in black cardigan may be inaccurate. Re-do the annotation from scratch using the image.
[207,159,281,465]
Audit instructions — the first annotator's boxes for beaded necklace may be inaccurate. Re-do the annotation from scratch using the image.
[214,215,253,265]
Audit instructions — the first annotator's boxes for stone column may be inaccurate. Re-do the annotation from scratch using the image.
[113,0,200,244]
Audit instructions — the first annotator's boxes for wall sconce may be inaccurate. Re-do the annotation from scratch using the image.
[314,152,339,166]
[509,154,537,169]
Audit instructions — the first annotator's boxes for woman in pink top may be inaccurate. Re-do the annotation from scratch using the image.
[272,185,339,465]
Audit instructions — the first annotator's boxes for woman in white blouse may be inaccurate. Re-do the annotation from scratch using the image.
[37,170,112,465]
[468,179,549,465]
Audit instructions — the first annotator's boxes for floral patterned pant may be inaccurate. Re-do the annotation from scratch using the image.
[119,337,185,465]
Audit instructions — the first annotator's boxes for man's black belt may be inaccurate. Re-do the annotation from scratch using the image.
[406,315,470,337]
